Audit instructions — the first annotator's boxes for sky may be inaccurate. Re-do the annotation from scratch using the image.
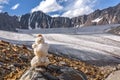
[0,0,120,18]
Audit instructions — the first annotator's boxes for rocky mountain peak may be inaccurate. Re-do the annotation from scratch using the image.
[0,12,20,31]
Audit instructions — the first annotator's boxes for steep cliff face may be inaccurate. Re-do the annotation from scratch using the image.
[0,12,20,31]
[71,15,88,27]
[50,17,72,28]
[20,11,52,29]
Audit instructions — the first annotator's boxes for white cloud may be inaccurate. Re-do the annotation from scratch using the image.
[0,0,9,12]
[0,0,9,4]
[11,3,20,10]
[31,0,96,18]
[31,0,63,13]
[51,14,60,17]
[0,5,3,12]
[0,5,3,9]
[62,0,96,18]
[58,0,67,3]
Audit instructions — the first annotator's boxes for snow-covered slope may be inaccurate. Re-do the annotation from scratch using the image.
[1,24,120,65]
[0,30,34,45]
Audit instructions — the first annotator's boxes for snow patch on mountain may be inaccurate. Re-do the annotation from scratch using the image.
[92,17,103,23]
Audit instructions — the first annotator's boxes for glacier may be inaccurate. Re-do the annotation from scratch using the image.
[0,24,120,65]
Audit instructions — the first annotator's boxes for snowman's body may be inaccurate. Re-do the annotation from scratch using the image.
[31,34,50,67]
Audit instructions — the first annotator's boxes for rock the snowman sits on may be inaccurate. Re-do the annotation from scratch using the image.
[31,34,50,67]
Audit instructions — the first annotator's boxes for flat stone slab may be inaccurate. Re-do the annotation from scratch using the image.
[105,70,120,80]
[20,65,87,80]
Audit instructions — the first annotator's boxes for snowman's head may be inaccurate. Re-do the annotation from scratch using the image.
[35,34,45,44]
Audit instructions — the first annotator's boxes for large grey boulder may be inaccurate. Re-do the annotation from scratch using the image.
[20,65,87,80]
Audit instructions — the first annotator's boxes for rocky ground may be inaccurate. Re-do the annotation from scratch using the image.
[108,26,120,35]
[0,40,120,80]
[0,40,33,80]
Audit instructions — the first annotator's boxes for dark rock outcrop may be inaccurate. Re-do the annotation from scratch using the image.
[50,17,72,28]
[71,15,88,27]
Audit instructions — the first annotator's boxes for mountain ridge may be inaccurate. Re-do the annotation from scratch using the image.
[0,3,120,31]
